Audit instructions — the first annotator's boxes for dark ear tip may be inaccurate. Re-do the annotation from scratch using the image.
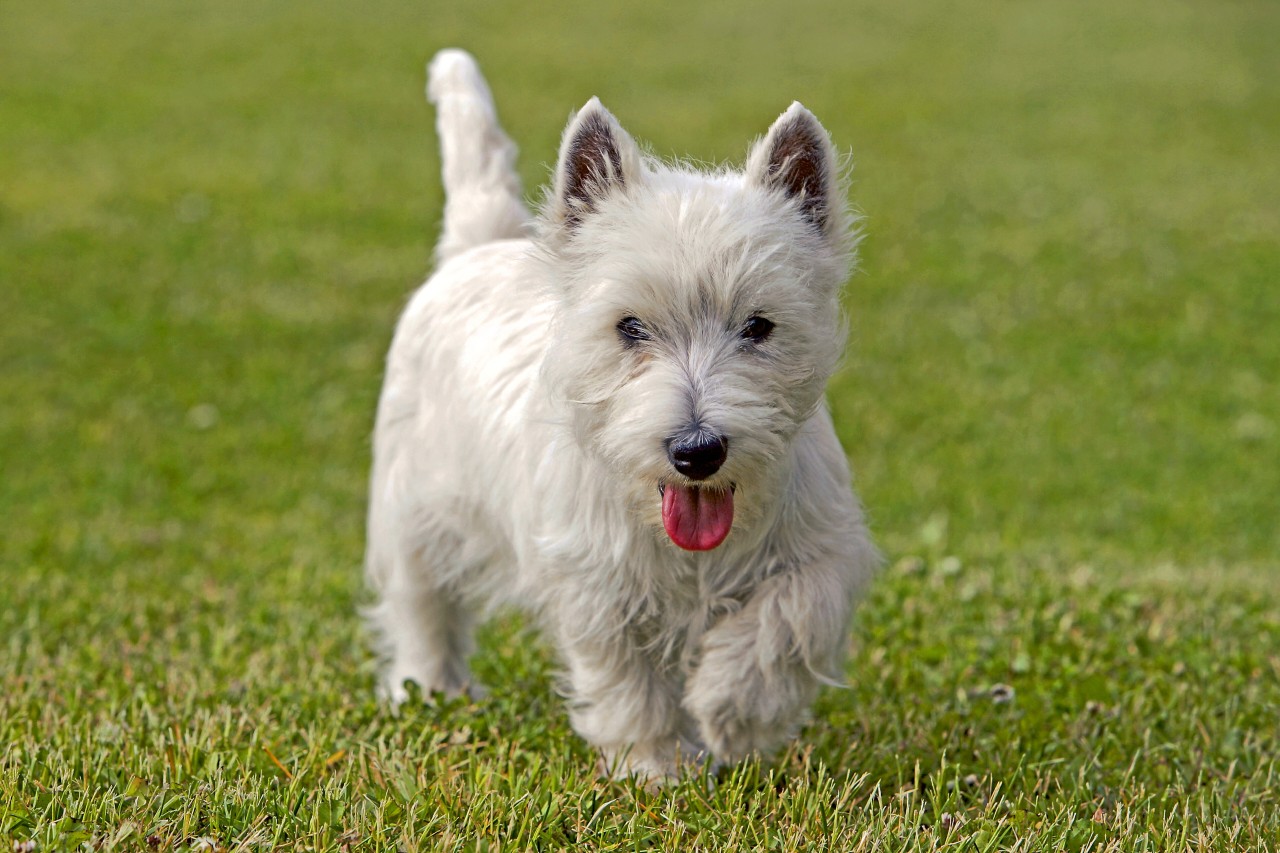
[776,102,825,135]
[571,97,617,138]
[557,99,627,227]
[572,111,616,147]
[773,110,827,151]
[782,100,813,120]
[755,104,836,233]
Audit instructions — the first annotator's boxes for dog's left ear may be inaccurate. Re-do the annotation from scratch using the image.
[552,98,641,229]
[747,103,845,240]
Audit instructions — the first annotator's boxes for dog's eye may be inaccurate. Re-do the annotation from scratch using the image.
[741,315,775,344]
[616,316,652,345]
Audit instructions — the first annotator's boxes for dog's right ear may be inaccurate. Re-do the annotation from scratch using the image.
[552,98,639,229]
[746,102,847,242]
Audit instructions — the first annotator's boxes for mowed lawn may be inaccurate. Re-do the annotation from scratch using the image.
[2,0,1278,849]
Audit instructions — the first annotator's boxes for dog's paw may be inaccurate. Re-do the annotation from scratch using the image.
[684,685,780,760]
[379,671,486,710]
[596,737,714,788]
[684,635,816,761]
[597,748,675,788]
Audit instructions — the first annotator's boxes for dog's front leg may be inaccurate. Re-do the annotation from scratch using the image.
[558,629,701,782]
[684,559,856,762]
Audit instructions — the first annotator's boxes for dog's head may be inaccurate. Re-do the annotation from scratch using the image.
[539,99,855,552]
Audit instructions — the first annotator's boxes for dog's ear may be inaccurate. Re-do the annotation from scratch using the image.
[553,98,639,228]
[747,102,845,239]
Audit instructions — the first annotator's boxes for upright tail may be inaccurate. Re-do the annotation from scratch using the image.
[427,49,532,264]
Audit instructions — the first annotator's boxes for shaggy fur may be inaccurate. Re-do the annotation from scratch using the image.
[365,48,880,780]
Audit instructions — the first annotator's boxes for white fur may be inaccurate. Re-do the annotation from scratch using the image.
[365,49,880,780]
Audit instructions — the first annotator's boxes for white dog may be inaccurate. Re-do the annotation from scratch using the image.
[365,49,879,780]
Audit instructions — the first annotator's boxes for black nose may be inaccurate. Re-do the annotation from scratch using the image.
[667,433,728,481]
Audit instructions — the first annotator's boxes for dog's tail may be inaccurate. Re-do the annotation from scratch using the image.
[427,49,532,264]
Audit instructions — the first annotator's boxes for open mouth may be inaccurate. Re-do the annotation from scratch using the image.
[658,482,735,551]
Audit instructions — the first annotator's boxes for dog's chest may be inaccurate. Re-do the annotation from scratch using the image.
[627,551,759,667]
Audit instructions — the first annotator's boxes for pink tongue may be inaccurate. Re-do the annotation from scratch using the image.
[662,485,734,551]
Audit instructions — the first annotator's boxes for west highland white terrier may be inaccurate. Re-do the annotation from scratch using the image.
[365,49,879,780]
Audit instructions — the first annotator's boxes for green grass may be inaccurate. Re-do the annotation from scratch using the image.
[2,0,1278,849]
